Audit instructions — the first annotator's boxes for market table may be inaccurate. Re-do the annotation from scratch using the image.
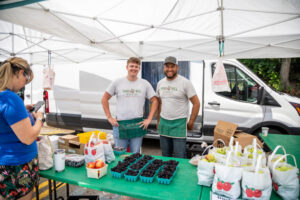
[39,154,202,200]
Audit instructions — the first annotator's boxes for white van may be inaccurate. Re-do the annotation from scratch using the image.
[25,59,300,143]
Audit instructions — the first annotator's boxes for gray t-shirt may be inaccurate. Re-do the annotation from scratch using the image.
[106,77,155,120]
[156,75,196,120]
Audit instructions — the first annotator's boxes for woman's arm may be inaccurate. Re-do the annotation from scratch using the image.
[10,112,44,145]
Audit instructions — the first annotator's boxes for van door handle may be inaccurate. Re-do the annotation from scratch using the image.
[208,101,220,106]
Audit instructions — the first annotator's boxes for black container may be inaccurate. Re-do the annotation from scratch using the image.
[187,144,206,158]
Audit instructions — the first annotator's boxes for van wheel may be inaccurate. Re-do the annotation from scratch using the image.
[268,127,288,134]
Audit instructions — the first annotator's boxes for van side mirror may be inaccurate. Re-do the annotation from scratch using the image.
[257,86,265,105]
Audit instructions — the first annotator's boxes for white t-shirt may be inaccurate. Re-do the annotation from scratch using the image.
[156,75,196,120]
[106,77,155,120]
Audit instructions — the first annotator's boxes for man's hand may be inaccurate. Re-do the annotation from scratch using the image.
[187,121,194,131]
[108,117,119,127]
[139,118,151,130]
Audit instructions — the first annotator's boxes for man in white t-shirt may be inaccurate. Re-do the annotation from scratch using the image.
[156,56,200,158]
[102,57,158,153]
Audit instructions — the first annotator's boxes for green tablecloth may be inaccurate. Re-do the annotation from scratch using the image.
[260,133,300,168]
[39,154,202,200]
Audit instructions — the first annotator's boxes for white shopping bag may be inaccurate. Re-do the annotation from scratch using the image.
[242,155,272,200]
[212,58,231,92]
[37,136,54,170]
[197,145,217,186]
[227,138,245,166]
[102,140,115,163]
[227,136,242,153]
[267,145,287,169]
[212,151,243,199]
[271,154,299,200]
[209,139,227,164]
[84,133,105,163]
[244,138,266,167]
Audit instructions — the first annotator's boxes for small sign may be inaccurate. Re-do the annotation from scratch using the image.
[211,192,240,200]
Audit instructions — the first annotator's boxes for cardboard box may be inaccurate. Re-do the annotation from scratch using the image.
[58,135,78,145]
[234,132,263,149]
[58,135,80,152]
[213,120,263,149]
[68,140,85,155]
[213,120,238,146]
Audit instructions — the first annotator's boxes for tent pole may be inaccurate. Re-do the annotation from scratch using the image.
[37,3,93,43]
[30,53,33,104]
[15,34,77,63]
[227,15,300,38]
[221,0,224,56]
[16,36,53,54]
[221,0,224,41]
[12,23,15,56]
[48,50,51,66]
[95,19,139,57]
[95,27,151,44]
[225,8,300,15]
[0,35,10,42]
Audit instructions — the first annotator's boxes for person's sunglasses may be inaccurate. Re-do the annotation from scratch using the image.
[23,71,31,84]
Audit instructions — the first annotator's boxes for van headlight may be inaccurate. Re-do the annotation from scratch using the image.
[290,102,300,116]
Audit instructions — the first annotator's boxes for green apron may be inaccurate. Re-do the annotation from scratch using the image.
[118,118,147,139]
[158,117,187,138]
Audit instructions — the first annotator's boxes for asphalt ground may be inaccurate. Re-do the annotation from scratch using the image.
[33,138,161,200]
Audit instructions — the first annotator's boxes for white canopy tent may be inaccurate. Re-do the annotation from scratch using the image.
[0,0,300,64]
[0,19,122,64]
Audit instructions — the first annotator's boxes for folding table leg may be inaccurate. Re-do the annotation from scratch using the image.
[54,181,57,200]
[48,180,53,200]
[66,183,69,198]
[35,183,39,200]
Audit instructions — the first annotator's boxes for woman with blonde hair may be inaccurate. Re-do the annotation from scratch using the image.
[0,57,44,200]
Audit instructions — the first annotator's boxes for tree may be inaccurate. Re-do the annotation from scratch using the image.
[280,58,291,90]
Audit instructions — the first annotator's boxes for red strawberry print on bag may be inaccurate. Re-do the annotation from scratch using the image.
[253,189,262,198]
[217,181,223,190]
[246,188,253,197]
[273,182,279,191]
[91,149,96,156]
[217,178,233,191]
[223,182,232,191]
[85,149,88,155]
[245,185,262,198]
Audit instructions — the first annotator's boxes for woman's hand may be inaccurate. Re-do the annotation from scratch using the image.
[25,104,34,111]
[32,111,44,120]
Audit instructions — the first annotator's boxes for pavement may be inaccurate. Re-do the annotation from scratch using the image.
[34,126,161,200]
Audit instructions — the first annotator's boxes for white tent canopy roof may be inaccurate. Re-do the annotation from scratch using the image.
[0,20,122,64]
[0,0,300,63]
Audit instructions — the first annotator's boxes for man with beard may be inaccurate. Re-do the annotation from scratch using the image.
[156,56,200,158]
[102,57,158,153]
